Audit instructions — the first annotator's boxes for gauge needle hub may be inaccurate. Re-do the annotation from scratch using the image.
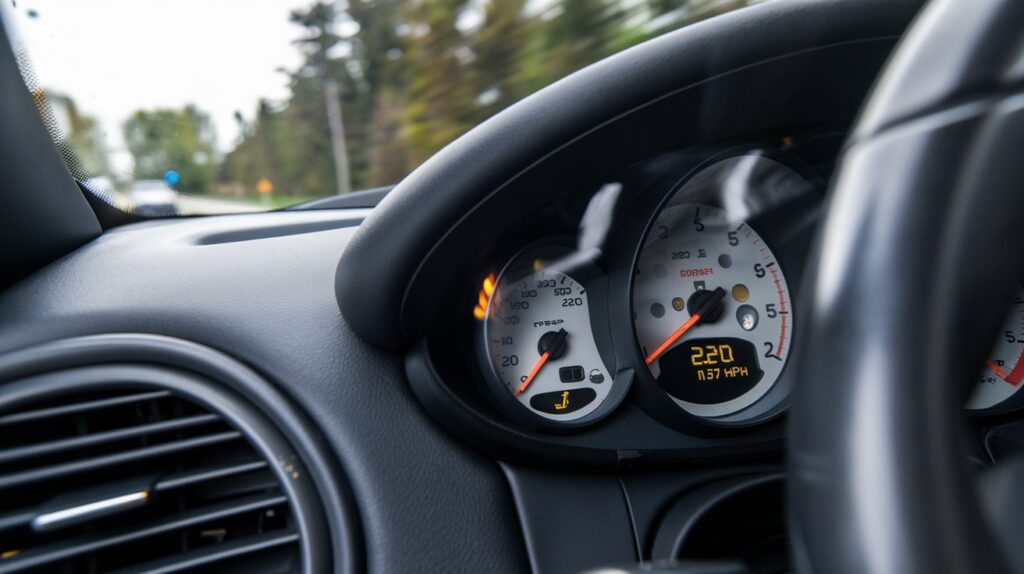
[515,328,569,397]
[645,287,726,365]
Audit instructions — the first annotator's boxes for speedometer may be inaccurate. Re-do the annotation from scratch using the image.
[629,155,811,425]
[477,244,624,429]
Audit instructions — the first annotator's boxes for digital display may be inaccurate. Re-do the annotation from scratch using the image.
[658,337,764,405]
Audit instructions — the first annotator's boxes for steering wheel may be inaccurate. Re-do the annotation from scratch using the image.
[789,0,1024,572]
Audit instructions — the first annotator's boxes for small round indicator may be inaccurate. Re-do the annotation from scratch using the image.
[737,305,759,331]
[732,284,749,302]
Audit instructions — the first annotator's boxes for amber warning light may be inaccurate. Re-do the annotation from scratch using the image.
[474,273,497,321]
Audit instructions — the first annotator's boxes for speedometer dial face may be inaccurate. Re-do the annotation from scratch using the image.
[478,246,619,427]
[633,204,793,420]
[967,286,1024,413]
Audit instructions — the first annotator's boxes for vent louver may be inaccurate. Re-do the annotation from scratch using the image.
[0,370,317,574]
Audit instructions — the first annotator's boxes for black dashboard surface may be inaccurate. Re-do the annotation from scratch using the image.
[0,211,528,573]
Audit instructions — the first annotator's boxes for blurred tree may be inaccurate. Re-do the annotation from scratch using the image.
[292,1,352,195]
[123,106,216,194]
[399,0,476,167]
[213,0,753,203]
[44,92,109,178]
[533,0,622,86]
[365,89,408,185]
[221,75,335,198]
[471,0,531,118]
[346,0,408,186]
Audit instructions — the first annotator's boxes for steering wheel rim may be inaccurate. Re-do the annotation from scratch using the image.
[789,0,1024,572]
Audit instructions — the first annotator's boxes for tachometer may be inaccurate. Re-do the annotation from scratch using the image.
[967,286,1024,413]
[633,203,793,421]
[477,245,622,428]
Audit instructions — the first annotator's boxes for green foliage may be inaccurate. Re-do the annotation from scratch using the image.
[399,0,476,167]
[123,106,216,194]
[134,0,752,203]
[44,92,109,178]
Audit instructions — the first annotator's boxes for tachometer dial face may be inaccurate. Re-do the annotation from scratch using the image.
[478,246,619,427]
[968,286,1024,413]
[633,204,793,420]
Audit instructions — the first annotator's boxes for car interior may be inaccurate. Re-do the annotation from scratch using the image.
[2,0,1024,572]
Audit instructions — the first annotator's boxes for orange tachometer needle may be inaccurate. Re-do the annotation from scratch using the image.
[514,328,569,397]
[645,287,726,365]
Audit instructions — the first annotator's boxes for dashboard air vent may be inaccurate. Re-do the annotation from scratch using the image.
[0,367,322,573]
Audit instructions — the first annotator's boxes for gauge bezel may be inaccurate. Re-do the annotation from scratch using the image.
[966,386,1024,416]
[475,240,629,431]
[607,146,823,431]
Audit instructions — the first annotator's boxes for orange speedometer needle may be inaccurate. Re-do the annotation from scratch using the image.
[514,328,569,397]
[645,287,726,365]
[514,352,551,397]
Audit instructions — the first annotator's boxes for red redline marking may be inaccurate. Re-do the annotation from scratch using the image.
[988,360,1010,380]
[1012,313,1024,386]
[769,267,788,358]
[776,315,787,358]
[1005,352,1024,387]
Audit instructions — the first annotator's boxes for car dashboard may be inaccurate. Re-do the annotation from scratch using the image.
[8,1,1024,572]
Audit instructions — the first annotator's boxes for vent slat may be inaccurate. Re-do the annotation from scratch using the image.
[0,413,221,465]
[107,530,299,574]
[155,460,268,492]
[0,391,170,426]
[0,379,315,573]
[0,431,242,490]
[0,509,33,532]
[0,493,288,574]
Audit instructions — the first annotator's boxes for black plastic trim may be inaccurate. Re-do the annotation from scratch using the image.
[0,17,101,286]
[289,187,393,210]
[407,339,782,470]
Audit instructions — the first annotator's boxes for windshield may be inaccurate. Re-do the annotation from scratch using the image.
[1,0,753,216]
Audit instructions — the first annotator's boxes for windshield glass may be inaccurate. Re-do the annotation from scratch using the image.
[1,0,753,216]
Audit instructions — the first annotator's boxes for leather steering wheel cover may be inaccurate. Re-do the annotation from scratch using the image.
[790,1,1024,572]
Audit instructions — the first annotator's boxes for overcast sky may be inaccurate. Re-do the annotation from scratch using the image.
[3,0,313,161]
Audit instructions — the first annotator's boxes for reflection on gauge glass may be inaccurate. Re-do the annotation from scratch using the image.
[633,203,793,420]
[477,245,618,427]
[968,286,1024,413]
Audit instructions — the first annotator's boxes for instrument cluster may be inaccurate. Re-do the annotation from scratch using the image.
[473,150,815,432]
[468,147,1024,434]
